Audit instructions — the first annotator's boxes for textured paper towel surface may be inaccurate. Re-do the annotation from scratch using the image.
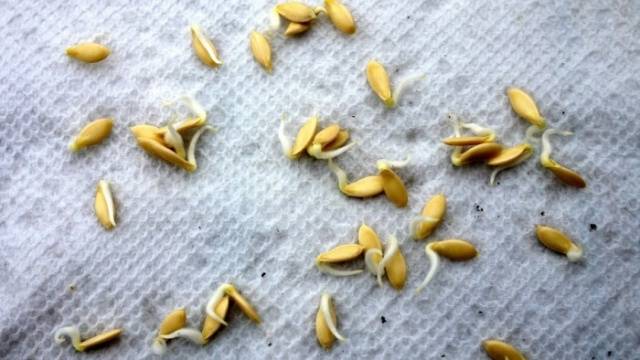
[1,0,639,359]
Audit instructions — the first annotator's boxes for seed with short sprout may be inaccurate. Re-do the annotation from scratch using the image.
[313,124,340,145]
[316,293,346,349]
[137,137,197,171]
[289,116,318,158]
[451,142,503,166]
[359,224,383,273]
[69,118,113,151]
[378,167,408,208]
[415,239,477,294]
[384,236,406,289]
[66,43,110,63]
[535,225,583,261]
[284,22,311,36]
[487,143,533,185]
[483,339,527,360]
[323,130,350,151]
[191,24,222,67]
[324,0,356,34]
[201,295,230,341]
[316,243,364,276]
[55,326,122,352]
[540,129,586,188]
[95,180,116,230]
[306,123,354,159]
[250,31,272,72]
[506,87,546,129]
[366,60,394,107]
[276,2,317,22]
[411,193,446,240]
[206,283,261,325]
[151,308,188,355]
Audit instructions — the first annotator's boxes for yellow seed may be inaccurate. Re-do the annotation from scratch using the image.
[171,117,207,135]
[323,130,349,151]
[250,31,272,72]
[158,308,187,336]
[94,180,116,230]
[227,286,261,323]
[357,224,382,251]
[313,124,340,145]
[201,295,229,341]
[290,116,318,158]
[77,329,122,351]
[379,168,408,207]
[535,225,583,261]
[69,118,113,151]
[442,135,490,146]
[136,137,196,172]
[275,2,317,22]
[191,25,222,67]
[284,22,311,36]
[506,87,546,129]
[542,159,586,188]
[317,244,364,263]
[315,297,337,349]
[483,339,527,360]
[430,239,478,261]
[324,0,356,34]
[66,43,110,63]
[385,246,407,289]
[415,193,446,240]
[487,143,532,167]
[342,175,384,197]
[130,125,164,143]
[454,142,503,165]
[366,60,394,107]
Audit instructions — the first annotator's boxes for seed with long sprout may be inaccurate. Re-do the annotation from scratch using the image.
[451,142,503,167]
[535,225,583,261]
[415,239,477,294]
[383,235,406,289]
[290,116,318,158]
[201,295,230,342]
[506,87,546,129]
[250,31,272,72]
[483,339,527,360]
[275,2,317,22]
[540,129,586,188]
[487,143,533,186]
[327,159,384,198]
[377,162,408,208]
[66,43,110,63]
[366,60,394,107]
[95,180,116,230]
[284,21,311,36]
[191,24,222,67]
[69,118,113,151]
[316,293,346,349]
[411,193,446,240]
[315,244,365,276]
[375,235,399,287]
[152,308,187,355]
[324,0,356,34]
[206,283,261,325]
[55,326,122,352]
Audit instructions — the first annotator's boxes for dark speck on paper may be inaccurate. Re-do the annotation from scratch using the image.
[590,224,597,231]
[380,316,386,324]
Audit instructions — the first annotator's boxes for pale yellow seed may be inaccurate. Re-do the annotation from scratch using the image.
[442,135,490,146]
[483,339,527,360]
[543,159,587,188]
[385,246,407,289]
[290,116,318,158]
[535,225,583,261]
[358,224,382,251]
[94,180,115,230]
[342,175,384,198]
[487,143,532,167]
[250,31,272,72]
[284,22,311,36]
[324,0,356,34]
[66,43,110,63]
[78,329,122,351]
[315,297,337,349]
[317,244,364,263]
[202,296,230,341]
[130,124,164,143]
[323,130,350,151]
[506,87,546,129]
[227,287,261,323]
[69,118,113,151]
[276,2,317,22]
[158,308,187,336]
[454,142,503,166]
[366,60,394,107]
[430,239,478,261]
[415,193,446,240]
[191,25,222,67]
[379,168,408,207]
[313,124,340,145]
[136,137,196,172]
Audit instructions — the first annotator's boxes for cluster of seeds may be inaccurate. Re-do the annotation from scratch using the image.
[315,293,345,349]
[151,283,260,355]
[279,115,354,160]
[54,326,122,352]
[315,224,407,290]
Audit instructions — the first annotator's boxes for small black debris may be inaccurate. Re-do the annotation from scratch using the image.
[478,310,483,315]
[475,204,484,212]
[261,272,266,278]
[380,316,387,324]
[268,342,272,347]
[590,224,597,232]
[540,211,545,216]
[441,355,446,358]
[351,115,356,118]
[607,351,612,357]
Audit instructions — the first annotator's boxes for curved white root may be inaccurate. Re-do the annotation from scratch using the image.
[447,113,462,137]
[98,180,116,227]
[320,293,346,342]
[489,150,533,186]
[308,142,356,160]
[54,326,83,351]
[314,6,327,15]
[165,123,186,159]
[327,159,348,191]
[541,129,572,165]
[265,8,281,38]
[567,245,583,262]
[460,122,496,141]
[160,328,206,345]
[525,125,544,145]
[206,284,233,326]
[415,244,440,294]
[409,216,439,239]
[364,248,383,275]
[376,157,411,170]
[392,73,426,106]
[187,125,213,166]
[179,96,207,122]
[376,235,399,287]
[278,116,293,157]
[151,337,167,355]
[316,261,363,277]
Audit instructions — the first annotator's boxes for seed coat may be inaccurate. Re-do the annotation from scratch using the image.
[385,245,406,289]
[250,31,272,72]
[69,118,113,151]
[324,0,356,34]
[284,22,311,36]
[276,2,317,22]
[487,143,532,167]
[317,244,364,263]
[136,137,196,172]
[430,239,478,261]
[323,130,349,151]
[313,124,340,145]
[453,142,503,166]
[535,225,583,261]
[66,43,110,63]
[159,308,187,336]
[201,296,229,341]
[379,168,408,207]
[191,25,222,67]
[290,116,318,158]
[366,60,394,107]
[95,180,116,230]
[413,193,446,240]
[506,87,546,128]
[483,339,527,360]
[78,329,122,351]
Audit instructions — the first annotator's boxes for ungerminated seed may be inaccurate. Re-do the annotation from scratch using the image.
[506,87,546,129]
[275,2,317,22]
[66,43,110,63]
[366,60,394,107]
[324,0,356,34]
[250,31,272,72]
[69,117,113,151]
[483,339,527,360]
[191,24,222,67]
[95,180,116,230]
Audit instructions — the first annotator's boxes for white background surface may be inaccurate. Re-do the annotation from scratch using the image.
[0,0,639,359]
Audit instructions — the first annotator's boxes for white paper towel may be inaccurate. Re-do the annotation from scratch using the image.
[0,0,639,359]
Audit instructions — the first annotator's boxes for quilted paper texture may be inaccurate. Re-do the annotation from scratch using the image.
[0,0,639,359]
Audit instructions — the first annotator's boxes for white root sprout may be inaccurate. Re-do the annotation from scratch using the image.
[151,338,168,355]
[364,248,383,275]
[489,150,533,186]
[315,261,364,277]
[187,125,214,167]
[409,216,439,239]
[278,115,293,157]
[393,73,426,106]
[327,159,349,191]
[541,129,572,165]
[54,326,83,351]
[320,293,346,342]
[376,235,399,287]
[307,142,356,160]
[165,123,186,159]
[415,243,440,294]
[160,328,206,345]
[376,157,411,170]
[206,284,233,326]
[525,125,544,145]
[98,180,116,227]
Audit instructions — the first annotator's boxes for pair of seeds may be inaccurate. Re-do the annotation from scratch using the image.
[315,293,345,349]
[366,60,425,108]
[66,42,111,63]
[130,97,213,172]
[536,225,583,261]
[55,326,122,352]
[191,24,222,68]
[328,158,409,207]
[410,193,446,240]
[279,115,354,160]
[315,224,407,289]
[415,239,478,294]
[151,283,260,355]
[483,339,527,360]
